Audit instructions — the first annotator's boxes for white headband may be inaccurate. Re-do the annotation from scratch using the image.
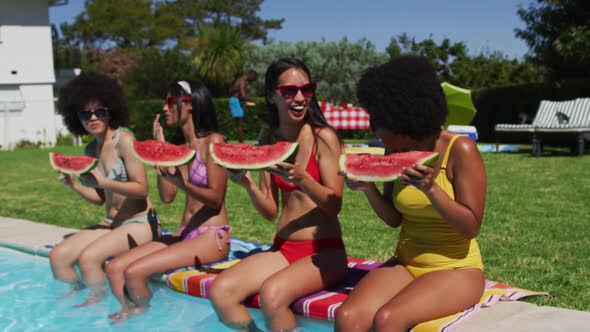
[177,81,191,95]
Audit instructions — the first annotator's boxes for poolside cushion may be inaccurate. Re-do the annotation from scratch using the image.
[165,255,548,331]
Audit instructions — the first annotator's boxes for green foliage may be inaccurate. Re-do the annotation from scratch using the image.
[58,0,282,50]
[127,97,267,142]
[246,38,387,104]
[386,34,546,90]
[516,0,590,80]
[174,0,283,41]
[387,33,469,81]
[123,48,197,99]
[2,148,590,310]
[450,51,546,90]
[60,0,182,49]
[194,25,251,96]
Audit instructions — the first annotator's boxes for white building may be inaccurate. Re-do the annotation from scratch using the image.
[0,0,68,150]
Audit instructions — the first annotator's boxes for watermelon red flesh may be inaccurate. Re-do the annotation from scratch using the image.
[339,151,439,182]
[49,152,98,175]
[210,142,299,170]
[132,140,196,167]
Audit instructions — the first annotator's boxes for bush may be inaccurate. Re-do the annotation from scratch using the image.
[128,97,267,142]
[472,78,590,142]
[122,48,198,99]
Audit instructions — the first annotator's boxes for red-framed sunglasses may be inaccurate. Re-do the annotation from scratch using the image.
[164,96,192,107]
[77,107,109,122]
[276,82,317,99]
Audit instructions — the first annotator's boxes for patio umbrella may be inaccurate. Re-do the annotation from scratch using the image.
[441,82,476,127]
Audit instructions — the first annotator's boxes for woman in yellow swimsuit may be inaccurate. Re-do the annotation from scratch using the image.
[336,56,487,332]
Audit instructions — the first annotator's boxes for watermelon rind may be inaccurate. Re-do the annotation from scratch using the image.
[339,151,439,183]
[210,142,299,170]
[132,140,196,167]
[49,152,98,176]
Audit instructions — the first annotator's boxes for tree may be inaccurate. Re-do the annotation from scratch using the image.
[52,24,82,69]
[247,38,387,104]
[194,25,251,96]
[59,0,183,49]
[515,0,590,80]
[123,48,197,99]
[386,34,469,82]
[385,33,545,90]
[173,0,283,42]
[451,51,545,90]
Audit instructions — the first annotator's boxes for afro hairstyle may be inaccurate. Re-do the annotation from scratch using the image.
[356,55,447,141]
[57,72,129,136]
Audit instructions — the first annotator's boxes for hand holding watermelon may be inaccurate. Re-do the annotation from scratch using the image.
[339,151,439,183]
[339,171,376,193]
[56,171,75,188]
[400,163,435,192]
[156,166,185,187]
[222,167,250,187]
[79,170,101,188]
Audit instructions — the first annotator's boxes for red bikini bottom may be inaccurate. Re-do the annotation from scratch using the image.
[272,236,345,264]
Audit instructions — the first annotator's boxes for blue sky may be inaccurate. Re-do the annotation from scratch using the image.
[50,0,534,59]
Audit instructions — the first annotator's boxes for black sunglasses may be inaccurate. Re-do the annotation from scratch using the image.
[77,107,109,121]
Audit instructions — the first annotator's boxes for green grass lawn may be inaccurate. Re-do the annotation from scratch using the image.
[1,146,589,311]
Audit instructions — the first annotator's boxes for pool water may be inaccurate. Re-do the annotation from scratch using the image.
[0,247,332,331]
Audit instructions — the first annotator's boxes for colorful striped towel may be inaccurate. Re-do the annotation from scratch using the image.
[164,241,548,331]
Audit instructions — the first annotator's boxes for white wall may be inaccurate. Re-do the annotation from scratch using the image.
[0,85,56,149]
[0,0,57,150]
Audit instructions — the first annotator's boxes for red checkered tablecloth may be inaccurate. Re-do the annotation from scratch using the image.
[320,102,371,130]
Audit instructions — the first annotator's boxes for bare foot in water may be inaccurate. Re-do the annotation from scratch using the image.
[56,282,84,300]
[110,307,145,325]
[73,289,106,308]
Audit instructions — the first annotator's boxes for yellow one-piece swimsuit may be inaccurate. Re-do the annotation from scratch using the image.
[393,135,483,278]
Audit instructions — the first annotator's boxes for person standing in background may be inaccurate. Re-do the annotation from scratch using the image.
[229,70,257,142]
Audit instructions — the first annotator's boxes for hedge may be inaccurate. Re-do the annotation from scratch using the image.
[128,97,267,142]
[472,78,590,142]
[127,97,375,142]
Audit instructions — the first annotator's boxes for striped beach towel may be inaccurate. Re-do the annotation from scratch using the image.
[165,251,548,331]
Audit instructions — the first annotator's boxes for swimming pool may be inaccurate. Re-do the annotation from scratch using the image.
[0,247,332,331]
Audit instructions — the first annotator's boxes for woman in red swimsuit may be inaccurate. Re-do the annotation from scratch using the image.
[210,58,348,331]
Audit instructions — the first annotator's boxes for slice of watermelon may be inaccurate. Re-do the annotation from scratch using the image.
[132,140,196,167]
[49,152,98,175]
[209,142,299,170]
[339,151,439,182]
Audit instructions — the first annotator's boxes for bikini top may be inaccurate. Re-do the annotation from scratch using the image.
[188,142,208,188]
[271,137,321,193]
[104,128,128,182]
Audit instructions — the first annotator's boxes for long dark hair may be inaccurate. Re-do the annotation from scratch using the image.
[166,80,218,144]
[263,58,339,146]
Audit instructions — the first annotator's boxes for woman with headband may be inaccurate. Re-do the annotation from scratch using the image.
[106,80,230,323]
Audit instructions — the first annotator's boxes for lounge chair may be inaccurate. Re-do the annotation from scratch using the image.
[532,98,590,156]
[494,99,588,155]
[494,100,559,154]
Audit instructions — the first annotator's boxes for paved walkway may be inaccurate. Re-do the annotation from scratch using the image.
[1,216,589,331]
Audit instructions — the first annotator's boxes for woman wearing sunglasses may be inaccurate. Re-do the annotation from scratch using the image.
[105,80,230,323]
[210,58,348,331]
[50,72,157,307]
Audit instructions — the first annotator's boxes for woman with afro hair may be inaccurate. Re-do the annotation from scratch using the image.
[50,72,158,307]
[336,56,486,332]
